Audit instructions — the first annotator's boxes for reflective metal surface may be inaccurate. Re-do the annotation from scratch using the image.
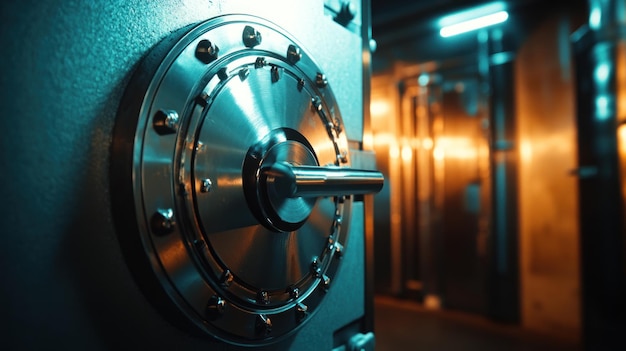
[112,14,381,346]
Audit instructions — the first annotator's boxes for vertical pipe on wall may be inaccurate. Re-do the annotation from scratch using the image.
[485,27,520,323]
[572,0,626,347]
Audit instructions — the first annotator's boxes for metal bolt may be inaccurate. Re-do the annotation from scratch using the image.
[151,208,175,235]
[297,78,305,91]
[255,57,266,69]
[196,39,219,64]
[238,67,250,81]
[200,178,213,193]
[333,118,343,135]
[340,152,349,164]
[220,269,234,287]
[310,256,321,277]
[242,25,262,48]
[257,290,270,304]
[271,65,282,83]
[327,236,335,251]
[206,295,226,316]
[287,44,301,64]
[153,109,179,135]
[334,242,344,257]
[217,67,228,81]
[322,274,331,290]
[256,314,272,335]
[335,1,357,26]
[287,286,299,299]
[311,96,322,111]
[296,302,308,323]
[195,92,210,107]
[316,72,328,88]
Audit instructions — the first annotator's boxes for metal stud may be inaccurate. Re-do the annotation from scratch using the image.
[242,25,262,48]
[297,78,305,91]
[257,290,270,304]
[255,57,266,68]
[195,92,210,107]
[322,274,331,290]
[195,39,219,64]
[310,256,321,277]
[153,109,179,135]
[256,314,272,335]
[315,72,328,88]
[311,96,322,111]
[217,67,228,81]
[287,286,299,299]
[271,65,282,83]
[220,269,234,287]
[151,208,175,235]
[296,302,308,323]
[206,295,226,317]
[200,178,213,193]
[334,242,344,257]
[238,67,250,81]
[287,44,301,64]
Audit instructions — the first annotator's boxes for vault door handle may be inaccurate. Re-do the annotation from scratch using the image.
[264,162,384,198]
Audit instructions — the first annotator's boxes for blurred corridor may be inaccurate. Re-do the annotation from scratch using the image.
[369,0,625,349]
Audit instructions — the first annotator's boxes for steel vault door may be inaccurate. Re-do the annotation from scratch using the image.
[1,1,377,350]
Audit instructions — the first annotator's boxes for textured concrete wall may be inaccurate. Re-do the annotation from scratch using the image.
[0,1,365,349]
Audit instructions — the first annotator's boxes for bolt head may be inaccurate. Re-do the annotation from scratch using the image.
[287,44,301,64]
[257,290,270,304]
[206,295,226,317]
[151,208,175,235]
[196,39,219,64]
[296,302,308,323]
[200,178,213,193]
[256,314,272,335]
[153,109,179,135]
[271,65,282,83]
[316,73,328,88]
[242,25,262,48]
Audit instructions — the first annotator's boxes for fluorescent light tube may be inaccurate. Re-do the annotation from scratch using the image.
[440,11,509,37]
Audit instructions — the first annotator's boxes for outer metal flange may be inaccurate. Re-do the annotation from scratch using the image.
[112,15,351,346]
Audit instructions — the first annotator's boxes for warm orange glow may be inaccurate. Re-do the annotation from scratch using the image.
[401,145,413,161]
[433,147,445,161]
[520,140,533,162]
[422,137,434,150]
[371,99,391,117]
[434,137,477,159]
[390,144,400,159]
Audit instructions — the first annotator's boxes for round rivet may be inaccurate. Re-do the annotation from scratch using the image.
[196,39,219,64]
[315,72,328,88]
[271,65,282,82]
[200,178,213,193]
[256,314,272,335]
[287,286,299,299]
[322,274,331,290]
[151,208,175,235]
[310,256,321,277]
[206,295,226,317]
[220,269,234,287]
[153,109,179,135]
[242,25,262,48]
[296,302,308,323]
[254,57,266,68]
[287,44,301,64]
[238,67,250,81]
[257,290,270,304]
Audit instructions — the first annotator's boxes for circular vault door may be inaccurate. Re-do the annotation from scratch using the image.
[112,14,382,346]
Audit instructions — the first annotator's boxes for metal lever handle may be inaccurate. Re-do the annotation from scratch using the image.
[264,162,384,198]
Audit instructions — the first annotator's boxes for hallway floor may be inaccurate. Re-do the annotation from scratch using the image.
[374,296,582,351]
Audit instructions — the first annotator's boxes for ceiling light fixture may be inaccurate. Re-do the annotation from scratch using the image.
[440,10,509,37]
